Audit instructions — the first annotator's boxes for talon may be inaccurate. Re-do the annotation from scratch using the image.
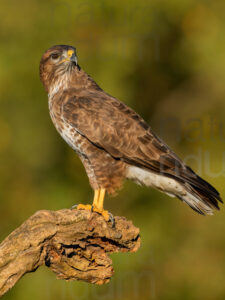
[109,212,115,227]
[100,209,110,222]
[71,204,78,210]
[72,202,115,225]
[92,206,109,221]
[75,188,114,224]
[92,206,114,224]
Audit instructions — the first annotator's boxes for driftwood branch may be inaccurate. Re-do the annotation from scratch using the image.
[0,209,140,297]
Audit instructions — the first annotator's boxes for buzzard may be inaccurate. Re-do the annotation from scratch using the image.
[40,45,222,221]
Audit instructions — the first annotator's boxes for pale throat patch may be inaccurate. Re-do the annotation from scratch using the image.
[48,73,69,100]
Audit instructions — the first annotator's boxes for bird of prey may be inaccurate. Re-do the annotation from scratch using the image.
[40,44,222,221]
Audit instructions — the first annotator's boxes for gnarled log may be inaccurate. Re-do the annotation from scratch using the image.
[0,209,140,297]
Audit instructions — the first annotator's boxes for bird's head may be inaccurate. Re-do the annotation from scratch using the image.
[40,45,79,93]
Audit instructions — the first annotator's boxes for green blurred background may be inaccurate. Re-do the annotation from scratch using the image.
[1,0,225,299]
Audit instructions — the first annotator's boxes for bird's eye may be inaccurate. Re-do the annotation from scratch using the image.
[51,53,60,60]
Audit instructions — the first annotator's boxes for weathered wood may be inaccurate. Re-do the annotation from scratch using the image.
[0,209,140,297]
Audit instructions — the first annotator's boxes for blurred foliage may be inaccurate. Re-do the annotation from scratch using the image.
[0,0,225,299]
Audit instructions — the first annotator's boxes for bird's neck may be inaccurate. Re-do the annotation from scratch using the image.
[48,73,68,99]
[48,67,102,100]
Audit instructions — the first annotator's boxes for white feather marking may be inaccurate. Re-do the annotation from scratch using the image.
[126,166,186,195]
[126,166,213,214]
[48,73,69,100]
[60,123,84,154]
[47,73,85,154]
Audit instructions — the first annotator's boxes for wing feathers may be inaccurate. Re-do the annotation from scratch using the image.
[62,91,222,214]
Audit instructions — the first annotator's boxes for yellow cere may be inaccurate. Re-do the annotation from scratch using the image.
[67,49,74,57]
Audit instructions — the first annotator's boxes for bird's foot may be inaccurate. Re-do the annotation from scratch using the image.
[91,206,110,221]
[76,204,92,211]
[72,204,115,226]
[92,206,115,226]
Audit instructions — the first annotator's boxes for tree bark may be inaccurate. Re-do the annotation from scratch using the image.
[0,209,140,297]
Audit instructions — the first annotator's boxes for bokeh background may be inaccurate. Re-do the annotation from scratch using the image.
[1,0,225,299]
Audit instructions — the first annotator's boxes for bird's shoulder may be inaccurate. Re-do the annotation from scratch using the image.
[60,87,181,166]
[61,87,151,132]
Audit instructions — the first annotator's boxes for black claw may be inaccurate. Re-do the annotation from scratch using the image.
[91,205,94,212]
[71,204,78,210]
[109,212,115,228]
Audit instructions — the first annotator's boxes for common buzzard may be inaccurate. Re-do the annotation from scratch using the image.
[40,45,222,221]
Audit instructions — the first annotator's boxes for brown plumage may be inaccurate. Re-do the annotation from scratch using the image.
[40,45,222,217]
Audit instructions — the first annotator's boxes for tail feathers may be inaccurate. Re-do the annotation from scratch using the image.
[126,165,222,215]
[180,189,218,216]
[179,169,222,215]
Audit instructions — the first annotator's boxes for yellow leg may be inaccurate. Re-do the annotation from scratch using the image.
[93,189,100,207]
[92,188,109,221]
[97,188,106,211]
[77,189,100,211]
